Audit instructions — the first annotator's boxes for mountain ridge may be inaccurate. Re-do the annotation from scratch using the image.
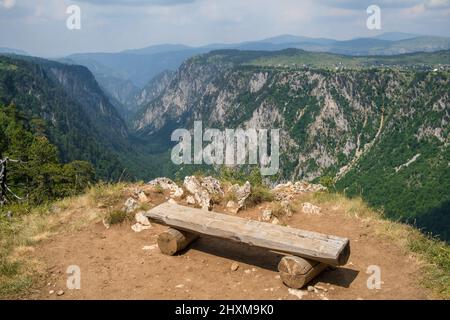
[63,33,450,115]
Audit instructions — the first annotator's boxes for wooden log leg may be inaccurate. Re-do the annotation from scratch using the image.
[157,228,199,256]
[278,255,328,289]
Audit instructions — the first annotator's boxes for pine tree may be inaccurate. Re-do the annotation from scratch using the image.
[0,104,95,206]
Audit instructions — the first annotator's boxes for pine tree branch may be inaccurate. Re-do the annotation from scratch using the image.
[5,184,23,200]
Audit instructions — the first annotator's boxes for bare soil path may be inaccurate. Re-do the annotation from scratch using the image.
[26,194,429,300]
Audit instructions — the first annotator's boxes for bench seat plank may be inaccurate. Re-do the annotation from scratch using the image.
[145,202,350,265]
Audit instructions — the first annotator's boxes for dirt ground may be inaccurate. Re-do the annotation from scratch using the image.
[25,193,430,300]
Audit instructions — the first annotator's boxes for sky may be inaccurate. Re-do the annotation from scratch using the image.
[1,0,450,57]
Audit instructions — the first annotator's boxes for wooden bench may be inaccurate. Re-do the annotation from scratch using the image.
[145,202,350,289]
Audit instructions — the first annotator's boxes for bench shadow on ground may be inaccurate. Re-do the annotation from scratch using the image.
[183,236,359,289]
[311,268,359,288]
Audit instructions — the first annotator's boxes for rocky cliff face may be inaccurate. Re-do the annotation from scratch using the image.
[134,51,450,238]
[135,70,175,108]
[47,63,129,144]
[96,75,140,118]
[135,54,449,180]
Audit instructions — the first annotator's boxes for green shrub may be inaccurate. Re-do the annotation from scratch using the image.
[245,185,274,208]
[105,209,128,225]
[270,201,296,218]
[319,176,335,191]
[0,259,20,277]
[154,184,164,194]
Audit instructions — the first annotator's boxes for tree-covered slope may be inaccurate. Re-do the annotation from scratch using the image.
[336,71,450,239]
[0,56,129,180]
[0,104,94,205]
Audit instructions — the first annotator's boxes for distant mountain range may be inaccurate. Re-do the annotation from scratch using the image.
[3,31,449,119]
[49,32,450,113]
[0,47,28,55]
[65,33,449,82]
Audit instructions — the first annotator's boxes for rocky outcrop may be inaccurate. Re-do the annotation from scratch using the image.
[148,177,184,198]
[272,181,326,200]
[260,209,272,222]
[124,197,139,213]
[132,211,152,233]
[135,212,151,226]
[183,176,224,210]
[226,181,252,214]
[302,203,321,215]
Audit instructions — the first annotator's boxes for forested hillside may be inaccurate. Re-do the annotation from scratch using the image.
[0,104,94,204]
[0,56,129,180]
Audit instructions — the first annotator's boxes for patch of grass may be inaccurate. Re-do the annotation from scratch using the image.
[374,220,450,298]
[210,193,223,205]
[87,182,127,208]
[138,203,152,212]
[105,209,129,225]
[270,202,285,219]
[224,190,238,202]
[319,176,335,191]
[270,201,297,219]
[0,212,47,298]
[312,191,450,299]
[154,184,164,194]
[179,186,188,200]
[245,185,274,208]
[312,192,378,219]
[217,166,264,187]
[0,260,20,277]
[408,233,450,297]
[0,274,34,298]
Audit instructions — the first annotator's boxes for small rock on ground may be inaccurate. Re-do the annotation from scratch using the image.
[124,197,139,213]
[102,218,110,229]
[186,196,196,205]
[142,245,158,250]
[137,191,148,203]
[288,288,308,300]
[302,202,321,215]
[261,209,272,222]
[131,223,152,233]
[135,212,151,226]
[315,285,328,292]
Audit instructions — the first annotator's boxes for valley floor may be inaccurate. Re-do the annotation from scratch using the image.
[16,187,434,300]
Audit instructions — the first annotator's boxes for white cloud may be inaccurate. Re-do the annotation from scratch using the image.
[2,0,16,9]
[74,0,194,6]
[426,0,450,8]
